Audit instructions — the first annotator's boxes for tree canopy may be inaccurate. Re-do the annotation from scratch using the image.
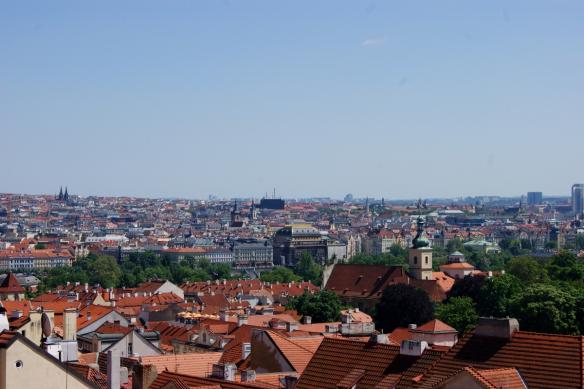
[375,284,434,333]
[287,290,342,323]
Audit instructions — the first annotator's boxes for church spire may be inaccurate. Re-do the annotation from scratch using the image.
[58,186,63,201]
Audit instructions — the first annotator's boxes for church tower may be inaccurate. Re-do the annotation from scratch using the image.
[409,216,433,280]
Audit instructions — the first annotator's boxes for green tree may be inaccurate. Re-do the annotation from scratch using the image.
[295,253,322,284]
[435,296,478,333]
[476,274,521,317]
[260,267,301,283]
[506,257,548,284]
[546,251,584,282]
[375,284,434,333]
[287,290,342,323]
[509,284,579,335]
[447,275,486,303]
[90,255,122,288]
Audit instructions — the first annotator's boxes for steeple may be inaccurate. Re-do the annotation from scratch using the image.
[409,203,433,281]
[58,186,63,201]
[64,187,69,202]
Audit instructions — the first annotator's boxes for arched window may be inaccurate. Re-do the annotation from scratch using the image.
[413,256,417,264]
[425,256,429,264]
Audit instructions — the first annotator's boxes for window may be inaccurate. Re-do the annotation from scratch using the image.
[15,360,23,369]
[425,256,428,264]
[413,256,417,264]
[128,342,133,355]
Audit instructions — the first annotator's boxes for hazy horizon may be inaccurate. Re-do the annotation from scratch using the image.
[2,1,583,199]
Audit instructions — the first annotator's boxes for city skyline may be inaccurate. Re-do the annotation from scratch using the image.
[2,1,584,199]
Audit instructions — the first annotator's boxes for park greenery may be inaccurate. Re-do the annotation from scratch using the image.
[43,251,233,289]
[287,289,342,323]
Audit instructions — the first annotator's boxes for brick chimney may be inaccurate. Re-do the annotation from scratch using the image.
[132,363,157,389]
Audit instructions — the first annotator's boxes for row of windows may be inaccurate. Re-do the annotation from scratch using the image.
[412,256,430,265]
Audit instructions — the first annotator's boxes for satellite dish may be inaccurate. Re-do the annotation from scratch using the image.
[41,312,52,337]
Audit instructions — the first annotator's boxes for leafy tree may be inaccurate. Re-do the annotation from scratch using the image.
[448,275,486,303]
[546,251,584,282]
[295,253,322,284]
[476,274,521,317]
[375,284,434,333]
[260,267,301,283]
[287,290,342,323]
[90,255,122,288]
[435,296,478,333]
[509,284,579,335]
[506,257,548,284]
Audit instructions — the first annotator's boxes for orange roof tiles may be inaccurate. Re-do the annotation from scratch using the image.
[415,330,584,389]
[296,337,447,389]
[137,352,223,377]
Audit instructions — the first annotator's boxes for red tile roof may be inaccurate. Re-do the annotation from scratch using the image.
[296,337,447,389]
[415,330,584,389]
[149,371,278,389]
[0,272,25,293]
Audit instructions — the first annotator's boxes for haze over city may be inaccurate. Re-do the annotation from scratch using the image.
[2,1,584,199]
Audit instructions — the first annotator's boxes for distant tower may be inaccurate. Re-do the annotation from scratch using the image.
[572,184,584,219]
[64,187,69,202]
[249,199,258,220]
[409,216,433,280]
[58,186,63,201]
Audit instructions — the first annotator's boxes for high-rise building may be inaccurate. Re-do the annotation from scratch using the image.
[572,184,584,217]
[527,192,543,206]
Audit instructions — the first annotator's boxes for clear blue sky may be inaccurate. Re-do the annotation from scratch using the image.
[1,1,583,199]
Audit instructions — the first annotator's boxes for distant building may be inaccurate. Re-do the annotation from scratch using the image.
[232,239,273,269]
[527,192,543,206]
[572,184,584,217]
[272,224,328,266]
[259,198,285,210]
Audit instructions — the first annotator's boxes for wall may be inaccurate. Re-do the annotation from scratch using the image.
[0,339,92,389]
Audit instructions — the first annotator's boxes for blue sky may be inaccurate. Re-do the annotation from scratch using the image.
[1,1,583,199]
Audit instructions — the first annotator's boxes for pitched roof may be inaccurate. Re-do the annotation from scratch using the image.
[137,352,223,377]
[0,272,25,293]
[415,330,584,389]
[296,337,446,389]
[149,371,277,389]
[413,320,457,334]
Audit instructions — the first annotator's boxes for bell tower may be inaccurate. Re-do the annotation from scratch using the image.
[409,216,433,280]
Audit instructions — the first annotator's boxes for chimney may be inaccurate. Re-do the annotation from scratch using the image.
[211,363,236,381]
[0,308,9,333]
[237,314,248,327]
[284,376,299,389]
[63,308,78,341]
[241,342,251,359]
[408,323,417,330]
[302,316,312,325]
[84,282,89,292]
[400,340,428,356]
[241,370,256,383]
[86,311,92,322]
[285,321,299,333]
[132,363,158,389]
[370,333,389,344]
[107,350,121,389]
[475,317,519,340]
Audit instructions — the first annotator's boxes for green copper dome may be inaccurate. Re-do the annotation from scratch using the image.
[412,216,430,248]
